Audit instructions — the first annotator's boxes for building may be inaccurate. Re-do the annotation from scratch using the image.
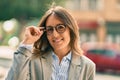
[64,0,120,44]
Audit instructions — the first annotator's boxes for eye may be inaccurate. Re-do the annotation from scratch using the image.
[57,25,66,32]
[46,27,54,34]
[47,27,53,31]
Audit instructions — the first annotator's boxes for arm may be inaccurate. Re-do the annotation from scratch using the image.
[5,46,32,80]
[5,26,44,80]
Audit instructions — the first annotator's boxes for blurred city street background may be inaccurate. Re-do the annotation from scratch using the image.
[0,0,120,80]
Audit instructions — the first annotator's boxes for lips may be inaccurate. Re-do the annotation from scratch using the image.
[53,38,63,43]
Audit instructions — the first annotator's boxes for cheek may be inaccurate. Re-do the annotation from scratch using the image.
[66,34,71,43]
[64,31,71,42]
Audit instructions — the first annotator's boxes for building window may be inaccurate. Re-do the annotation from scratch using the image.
[65,0,80,10]
[80,0,89,10]
[89,0,97,10]
[65,0,103,11]
[116,0,120,9]
[87,0,103,11]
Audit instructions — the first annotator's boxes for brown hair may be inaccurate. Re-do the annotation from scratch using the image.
[33,6,83,57]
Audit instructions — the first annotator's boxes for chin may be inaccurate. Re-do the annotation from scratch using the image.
[53,47,63,51]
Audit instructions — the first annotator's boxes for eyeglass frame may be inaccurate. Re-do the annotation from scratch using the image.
[41,24,67,35]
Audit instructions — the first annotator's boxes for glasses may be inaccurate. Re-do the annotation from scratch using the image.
[45,24,66,35]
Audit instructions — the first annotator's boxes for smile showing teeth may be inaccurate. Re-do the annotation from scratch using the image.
[53,39,63,43]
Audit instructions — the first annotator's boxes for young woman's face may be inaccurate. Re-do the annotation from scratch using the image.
[46,14,71,52]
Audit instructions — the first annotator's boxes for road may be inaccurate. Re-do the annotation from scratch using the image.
[95,72,120,80]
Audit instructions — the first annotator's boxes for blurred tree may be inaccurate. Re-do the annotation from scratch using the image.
[0,0,66,46]
[0,0,65,20]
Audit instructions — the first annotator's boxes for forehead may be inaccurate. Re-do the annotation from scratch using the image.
[46,14,63,27]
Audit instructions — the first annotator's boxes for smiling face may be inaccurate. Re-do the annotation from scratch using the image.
[46,14,71,53]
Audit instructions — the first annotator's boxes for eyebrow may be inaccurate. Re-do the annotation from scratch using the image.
[46,23,64,28]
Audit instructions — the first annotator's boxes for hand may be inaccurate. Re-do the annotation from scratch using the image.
[22,26,44,45]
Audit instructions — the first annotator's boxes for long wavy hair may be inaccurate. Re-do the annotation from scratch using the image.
[32,6,83,57]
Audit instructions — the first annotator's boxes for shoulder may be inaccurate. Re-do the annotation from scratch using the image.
[78,55,96,80]
[71,53,95,67]
[80,55,95,68]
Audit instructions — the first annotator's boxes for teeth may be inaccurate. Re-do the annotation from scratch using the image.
[53,39,62,42]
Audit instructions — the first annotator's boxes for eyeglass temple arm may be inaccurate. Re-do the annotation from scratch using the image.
[40,28,46,31]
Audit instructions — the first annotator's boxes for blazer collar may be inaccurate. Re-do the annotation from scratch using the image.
[68,52,82,80]
[41,51,53,80]
[71,52,82,65]
[41,51,82,80]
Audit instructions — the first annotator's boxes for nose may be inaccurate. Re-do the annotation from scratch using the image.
[52,28,59,37]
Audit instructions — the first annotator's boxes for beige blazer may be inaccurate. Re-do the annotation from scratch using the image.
[6,47,95,80]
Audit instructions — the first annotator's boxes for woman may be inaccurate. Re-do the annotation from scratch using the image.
[6,6,95,80]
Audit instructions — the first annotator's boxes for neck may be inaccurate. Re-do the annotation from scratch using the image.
[54,48,71,62]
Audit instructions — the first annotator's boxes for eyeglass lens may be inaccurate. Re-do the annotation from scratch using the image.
[46,24,66,35]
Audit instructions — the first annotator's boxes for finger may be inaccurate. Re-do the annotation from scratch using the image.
[33,27,44,36]
[27,26,39,36]
[30,27,44,37]
[25,26,44,37]
[34,27,45,36]
[25,27,32,36]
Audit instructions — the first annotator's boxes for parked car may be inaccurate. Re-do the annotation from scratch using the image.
[0,46,14,80]
[82,42,120,72]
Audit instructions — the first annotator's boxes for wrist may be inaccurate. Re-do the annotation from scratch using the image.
[21,39,34,45]
[19,42,33,51]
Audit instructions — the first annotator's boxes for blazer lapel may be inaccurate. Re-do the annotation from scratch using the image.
[68,53,82,80]
[41,51,82,80]
[41,52,53,80]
